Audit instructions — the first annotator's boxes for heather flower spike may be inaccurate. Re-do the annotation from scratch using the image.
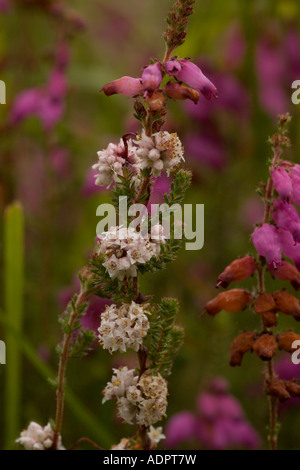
[26,0,209,452]
[205,113,300,450]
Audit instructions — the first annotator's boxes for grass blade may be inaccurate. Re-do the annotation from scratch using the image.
[3,202,24,449]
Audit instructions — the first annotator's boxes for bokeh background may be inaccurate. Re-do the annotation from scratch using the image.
[1,0,300,450]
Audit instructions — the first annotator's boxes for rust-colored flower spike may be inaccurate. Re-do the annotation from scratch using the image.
[252,333,277,361]
[229,331,255,366]
[216,256,257,288]
[254,293,277,328]
[204,289,252,316]
[272,290,300,321]
[268,260,300,290]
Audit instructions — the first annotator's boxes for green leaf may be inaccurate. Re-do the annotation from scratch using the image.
[3,202,24,449]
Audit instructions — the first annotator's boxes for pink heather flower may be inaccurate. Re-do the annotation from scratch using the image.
[165,59,218,100]
[255,36,289,116]
[239,197,264,229]
[142,63,162,92]
[184,134,226,170]
[270,167,293,202]
[279,229,300,270]
[100,76,143,97]
[10,88,42,125]
[165,412,198,447]
[290,167,300,206]
[252,223,282,268]
[273,200,300,244]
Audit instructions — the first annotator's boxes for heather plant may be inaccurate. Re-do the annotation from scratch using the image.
[15,0,218,450]
[203,113,300,450]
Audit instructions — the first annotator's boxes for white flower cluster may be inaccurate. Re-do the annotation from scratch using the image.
[93,138,139,187]
[98,225,165,281]
[16,422,64,450]
[135,130,184,177]
[98,302,150,353]
[103,368,168,427]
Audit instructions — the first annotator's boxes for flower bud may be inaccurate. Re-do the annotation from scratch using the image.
[142,63,162,92]
[266,379,290,402]
[268,260,300,290]
[165,59,218,100]
[270,167,293,202]
[272,290,300,321]
[216,256,257,288]
[252,333,277,361]
[285,381,300,397]
[254,293,277,327]
[273,200,300,244]
[204,289,252,316]
[229,331,255,366]
[164,82,199,104]
[277,331,300,352]
[251,223,282,268]
[254,293,276,313]
[290,167,300,206]
[145,90,165,113]
[100,76,143,97]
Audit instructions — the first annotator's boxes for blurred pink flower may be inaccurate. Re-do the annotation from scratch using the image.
[184,134,226,170]
[82,168,107,197]
[165,377,260,449]
[239,197,264,229]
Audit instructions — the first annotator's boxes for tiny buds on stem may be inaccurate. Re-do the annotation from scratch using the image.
[272,290,300,321]
[252,333,277,361]
[204,289,252,316]
[277,331,300,352]
[229,331,255,367]
[268,260,300,291]
[216,256,257,288]
[164,82,199,103]
[266,379,290,402]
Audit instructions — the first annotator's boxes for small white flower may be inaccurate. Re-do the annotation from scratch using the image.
[102,366,138,403]
[147,426,166,447]
[16,422,64,450]
[135,130,184,177]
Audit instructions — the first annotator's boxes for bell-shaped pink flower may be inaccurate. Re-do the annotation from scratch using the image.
[100,76,143,97]
[279,229,300,270]
[142,62,162,92]
[270,167,293,202]
[290,167,300,206]
[165,59,218,100]
[273,199,300,244]
[252,223,282,268]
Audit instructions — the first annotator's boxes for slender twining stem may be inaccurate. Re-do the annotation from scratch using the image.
[52,288,88,449]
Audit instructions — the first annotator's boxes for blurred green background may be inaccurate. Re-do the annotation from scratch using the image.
[1,0,300,450]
